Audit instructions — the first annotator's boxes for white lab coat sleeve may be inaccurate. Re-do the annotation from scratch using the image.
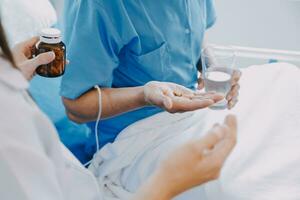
[0,61,102,200]
[0,138,65,200]
[0,87,65,200]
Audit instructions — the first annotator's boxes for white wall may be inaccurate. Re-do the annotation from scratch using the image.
[0,0,57,46]
[207,0,300,52]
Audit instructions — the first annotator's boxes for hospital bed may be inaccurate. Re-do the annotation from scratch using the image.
[90,62,300,200]
[212,44,300,68]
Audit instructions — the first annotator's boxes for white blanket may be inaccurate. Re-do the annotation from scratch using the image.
[89,63,300,200]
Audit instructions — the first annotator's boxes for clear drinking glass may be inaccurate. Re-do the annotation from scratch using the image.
[201,45,236,110]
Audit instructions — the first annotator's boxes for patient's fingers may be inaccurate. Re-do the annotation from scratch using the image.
[211,134,237,165]
[209,115,237,163]
[224,115,238,136]
[198,126,226,151]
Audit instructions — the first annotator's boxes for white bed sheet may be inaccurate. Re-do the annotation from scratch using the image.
[90,63,300,200]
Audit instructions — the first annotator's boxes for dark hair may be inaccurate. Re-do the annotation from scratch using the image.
[0,20,15,66]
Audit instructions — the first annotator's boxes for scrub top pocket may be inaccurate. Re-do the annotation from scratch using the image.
[128,42,170,81]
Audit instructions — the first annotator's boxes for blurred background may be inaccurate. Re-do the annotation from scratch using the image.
[207,0,300,51]
[1,0,300,66]
[2,0,299,50]
[207,0,300,67]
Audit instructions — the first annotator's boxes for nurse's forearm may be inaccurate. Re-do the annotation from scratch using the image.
[63,87,146,123]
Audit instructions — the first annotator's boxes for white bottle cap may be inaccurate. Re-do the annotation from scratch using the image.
[40,28,62,44]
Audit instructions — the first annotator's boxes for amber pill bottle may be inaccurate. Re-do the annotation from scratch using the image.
[36,28,66,77]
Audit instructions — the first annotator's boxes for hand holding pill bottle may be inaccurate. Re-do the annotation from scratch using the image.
[35,28,66,78]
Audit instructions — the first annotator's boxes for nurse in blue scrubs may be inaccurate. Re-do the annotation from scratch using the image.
[61,0,241,163]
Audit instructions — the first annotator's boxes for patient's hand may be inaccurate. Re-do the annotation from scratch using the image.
[144,81,224,113]
[136,115,237,200]
[12,37,55,80]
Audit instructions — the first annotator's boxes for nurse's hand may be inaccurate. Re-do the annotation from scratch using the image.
[144,81,224,113]
[134,115,237,200]
[198,70,242,109]
[12,37,55,80]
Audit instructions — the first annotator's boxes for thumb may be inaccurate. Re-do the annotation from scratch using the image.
[32,51,55,67]
[209,115,238,163]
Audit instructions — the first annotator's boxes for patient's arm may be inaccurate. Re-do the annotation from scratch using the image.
[63,81,224,123]
[132,115,237,200]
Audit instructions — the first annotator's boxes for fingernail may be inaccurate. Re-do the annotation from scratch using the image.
[49,51,55,58]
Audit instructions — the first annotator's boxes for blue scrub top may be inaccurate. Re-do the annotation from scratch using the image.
[61,0,216,162]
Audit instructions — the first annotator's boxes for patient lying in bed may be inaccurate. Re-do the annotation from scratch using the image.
[90,63,300,200]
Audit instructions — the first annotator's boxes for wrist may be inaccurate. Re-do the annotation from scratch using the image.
[133,169,175,200]
[136,86,148,107]
[146,170,175,199]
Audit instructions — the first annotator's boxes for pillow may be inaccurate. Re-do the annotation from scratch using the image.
[0,0,57,47]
